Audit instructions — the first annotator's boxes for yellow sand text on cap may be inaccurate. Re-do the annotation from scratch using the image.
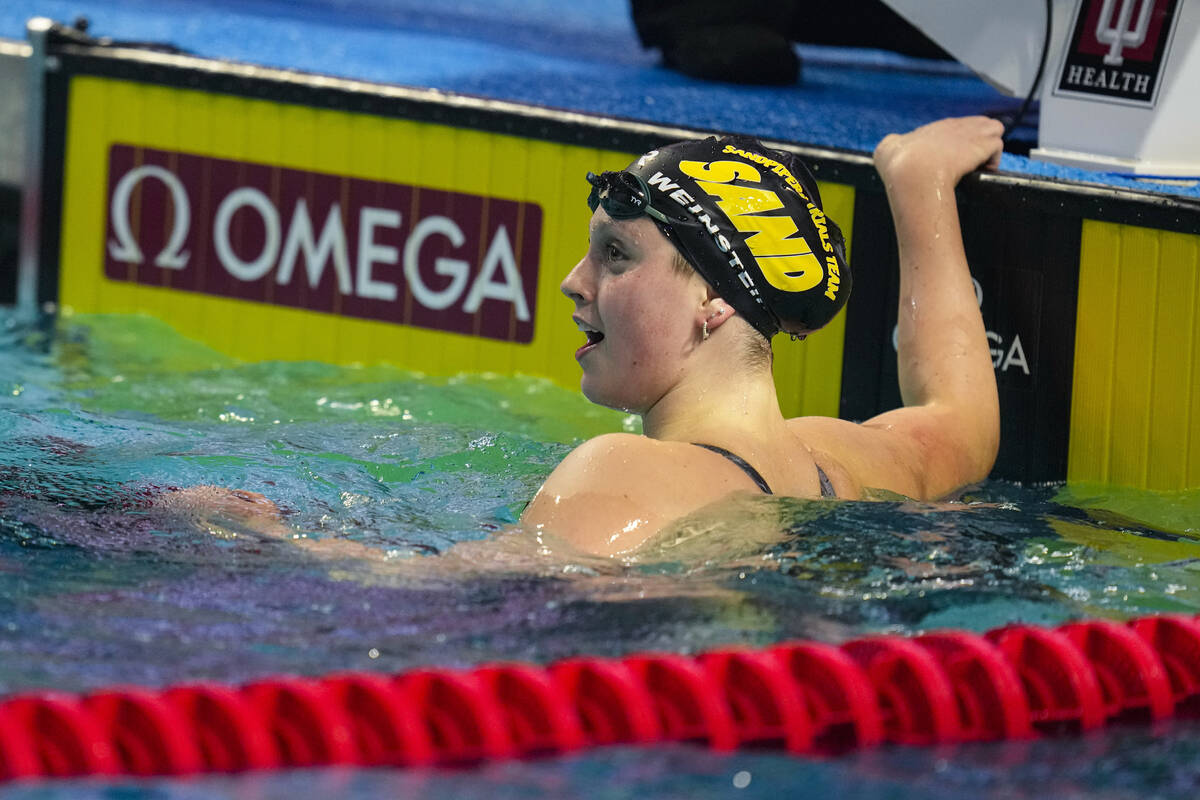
[678,158,824,294]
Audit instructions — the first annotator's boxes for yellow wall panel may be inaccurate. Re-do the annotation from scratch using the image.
[1148,232,1199,489]
[1070,220,1200,490]
[781,181,853,420]
[1108,226,1159,487]
[58,74,850,418]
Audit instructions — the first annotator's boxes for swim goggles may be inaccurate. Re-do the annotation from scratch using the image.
[586,170,724,293]
[586,171,674,225]
[585,168,779,337]
[585,169,711,275]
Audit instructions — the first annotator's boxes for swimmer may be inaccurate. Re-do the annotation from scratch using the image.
[519,116,1002,556]
[166,116,1002,561]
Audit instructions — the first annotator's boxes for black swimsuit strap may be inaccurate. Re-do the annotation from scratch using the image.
[693,443,839,499]
[692,443,773,495]
[815,464,837,499]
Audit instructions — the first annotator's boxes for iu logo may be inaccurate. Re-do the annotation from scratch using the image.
[1055,0,1181,107]
[1097,0,1154,65]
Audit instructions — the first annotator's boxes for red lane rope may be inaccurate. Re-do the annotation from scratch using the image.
[4,613,1200,781]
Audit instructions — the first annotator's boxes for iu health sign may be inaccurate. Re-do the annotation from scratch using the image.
[103,145,543,342]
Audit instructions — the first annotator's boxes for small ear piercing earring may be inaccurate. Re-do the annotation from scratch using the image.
[702,320,710,340]
[702,305,725,341]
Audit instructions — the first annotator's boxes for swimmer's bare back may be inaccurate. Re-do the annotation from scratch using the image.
[522,117,1003,557]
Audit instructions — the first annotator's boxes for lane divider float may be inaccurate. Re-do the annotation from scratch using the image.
[4,614,1200,781]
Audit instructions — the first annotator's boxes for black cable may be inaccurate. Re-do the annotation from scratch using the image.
[1002,0,1053,145]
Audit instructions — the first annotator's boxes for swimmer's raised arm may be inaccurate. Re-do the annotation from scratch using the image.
[875,116,1002,486]
[792,116,1002,499]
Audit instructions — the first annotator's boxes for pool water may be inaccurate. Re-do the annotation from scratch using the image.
[3,307,1200,798]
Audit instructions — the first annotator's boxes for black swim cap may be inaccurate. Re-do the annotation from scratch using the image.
[594,136,850,339]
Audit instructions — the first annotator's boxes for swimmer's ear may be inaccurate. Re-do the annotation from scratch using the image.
[701,295,736,334]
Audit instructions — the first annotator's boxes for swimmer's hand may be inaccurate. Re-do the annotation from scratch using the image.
[155,485,281,516]
[153,486,396,564]
[154,485,289,539]
[873,115,1004,195]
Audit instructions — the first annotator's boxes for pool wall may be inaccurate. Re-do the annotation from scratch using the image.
[0,38,26,306]
[14,21,1200,491]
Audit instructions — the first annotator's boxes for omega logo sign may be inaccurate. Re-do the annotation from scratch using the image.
[103,145,542,343]
[108,165,192,269]
[893,278,1030,375]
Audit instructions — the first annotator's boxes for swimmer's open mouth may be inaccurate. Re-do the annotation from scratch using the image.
[574,317,604,358]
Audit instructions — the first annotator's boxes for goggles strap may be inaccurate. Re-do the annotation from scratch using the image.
[584,169,781,339]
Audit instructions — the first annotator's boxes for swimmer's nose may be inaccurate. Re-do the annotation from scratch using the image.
[560,258,590,306]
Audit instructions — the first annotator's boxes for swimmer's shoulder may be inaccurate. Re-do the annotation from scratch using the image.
[537,433,738,502]
[519,433,750,555]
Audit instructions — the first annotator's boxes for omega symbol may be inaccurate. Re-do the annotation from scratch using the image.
[107,165,192,269]
[1096,0,1154,67]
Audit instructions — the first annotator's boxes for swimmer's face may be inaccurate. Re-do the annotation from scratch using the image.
[560,209,707,413]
